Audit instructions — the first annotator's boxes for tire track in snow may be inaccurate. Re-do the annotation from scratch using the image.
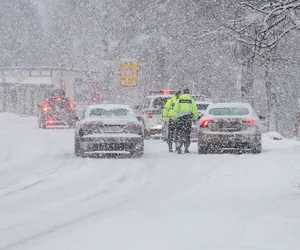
[0,151,230,250]
[0,159,151,250]
[1,180,45,197]
[2,113,297,249]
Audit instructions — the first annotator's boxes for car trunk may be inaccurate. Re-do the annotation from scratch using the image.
[150,109,163,123]
[100,124,124,133]
[208,117,250,132]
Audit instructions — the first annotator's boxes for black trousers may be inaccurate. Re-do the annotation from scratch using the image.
[176,115,192,150]
[167,119,177,149]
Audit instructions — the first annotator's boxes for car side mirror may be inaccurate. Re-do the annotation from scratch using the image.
[259,115,265,121]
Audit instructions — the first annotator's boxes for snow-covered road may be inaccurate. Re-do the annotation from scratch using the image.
[1,113,300,250]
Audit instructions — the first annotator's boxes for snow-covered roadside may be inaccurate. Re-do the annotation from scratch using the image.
[1,113,300,250]
[262,131,300,151]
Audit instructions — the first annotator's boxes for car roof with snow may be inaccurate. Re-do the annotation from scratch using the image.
[86,104,133,111]
[207,102,253,110]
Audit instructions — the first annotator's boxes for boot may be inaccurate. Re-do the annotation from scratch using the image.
[184,148,190,154]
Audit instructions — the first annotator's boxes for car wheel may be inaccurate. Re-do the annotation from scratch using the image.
[74,137,85,157]
[68,115,77,128]
[250,141,262,154]
[161,131,167,141]
[198,143,209,154]
[38,117,46,129]
[69,122,76,128]
[144,130,151,139]
[131,141,144,158]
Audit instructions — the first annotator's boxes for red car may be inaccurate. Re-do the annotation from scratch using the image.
[38,96,77,128]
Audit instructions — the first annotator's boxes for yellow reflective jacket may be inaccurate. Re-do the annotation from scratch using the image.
[174,94,198,119]
[162,96,178,121]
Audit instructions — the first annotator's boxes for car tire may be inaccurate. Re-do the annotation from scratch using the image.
[198,143,209,154]
[38,117,46,129]
[144,130,151,140]
[69,122,76,128]
[141,122,150,139]
[250,141,262,154]
[74,137,85,157]
[131,141,144,158]
[68,115,77,128]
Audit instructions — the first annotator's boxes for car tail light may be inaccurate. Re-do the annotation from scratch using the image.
[47,119,54,125]
[243,118,255,126]
[43,101,51,112]
[200,119,214,128]
[69,101,75,110]
[147,110,153,118]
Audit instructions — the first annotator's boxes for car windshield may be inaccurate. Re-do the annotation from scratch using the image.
[209,107,249,116]
[152,97,169,109]
[89,108,132,117]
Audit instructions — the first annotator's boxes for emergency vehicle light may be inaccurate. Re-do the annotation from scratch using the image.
[148,90,178,95]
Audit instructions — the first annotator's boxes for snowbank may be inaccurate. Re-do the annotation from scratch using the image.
[264,131,283,140]
[262,131,300,151]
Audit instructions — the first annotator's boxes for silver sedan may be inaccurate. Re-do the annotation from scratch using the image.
[198,103,262,154]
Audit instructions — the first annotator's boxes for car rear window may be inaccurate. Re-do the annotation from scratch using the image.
[90,108,130,117]
[209,107,249,115]
[152,97,169,109]
[197,104,209,111]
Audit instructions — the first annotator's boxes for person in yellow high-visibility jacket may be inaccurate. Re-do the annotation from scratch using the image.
[173,88,198,154]
[162,91,181,152]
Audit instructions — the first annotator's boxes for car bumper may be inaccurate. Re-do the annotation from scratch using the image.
[198,131,260,149]
[148,124,163,135]
[80,134,144,153]
[40,114,76,127]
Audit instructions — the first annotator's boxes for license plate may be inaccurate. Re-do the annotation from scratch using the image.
[219,122,240,129]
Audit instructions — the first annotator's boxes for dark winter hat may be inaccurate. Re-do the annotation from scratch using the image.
[175,91,181,95]
[183,88,189,94]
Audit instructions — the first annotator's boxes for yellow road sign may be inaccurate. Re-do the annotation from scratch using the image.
[120,60,138,86]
